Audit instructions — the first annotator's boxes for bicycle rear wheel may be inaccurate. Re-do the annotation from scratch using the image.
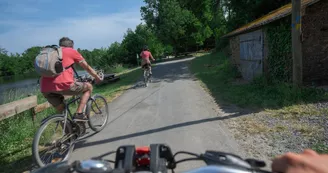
[86,95,109,132]
[144,69,149,87]
[32,115,74,167]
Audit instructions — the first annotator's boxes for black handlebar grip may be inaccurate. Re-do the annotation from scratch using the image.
[150,144,168,173]
[114,145,135,172]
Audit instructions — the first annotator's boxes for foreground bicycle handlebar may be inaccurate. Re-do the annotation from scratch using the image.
[32,144,272,173]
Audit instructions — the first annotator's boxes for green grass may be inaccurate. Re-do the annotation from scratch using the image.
[312,143,328,154]
[0,67,142,173]
[0,108,57,173]
[103,63,129,74]
[190,52,328,109]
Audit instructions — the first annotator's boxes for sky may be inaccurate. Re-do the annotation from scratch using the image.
[0,0,145,54]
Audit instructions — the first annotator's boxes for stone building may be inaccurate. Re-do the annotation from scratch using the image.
[223,0,328,85]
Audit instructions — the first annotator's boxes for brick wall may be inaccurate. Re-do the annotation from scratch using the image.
[302,0,328,85]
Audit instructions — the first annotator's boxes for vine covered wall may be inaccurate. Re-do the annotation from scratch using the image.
[266,18,292,83]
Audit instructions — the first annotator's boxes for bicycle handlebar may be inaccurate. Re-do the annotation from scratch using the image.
[76,71,104,84]
[32,144,272,173]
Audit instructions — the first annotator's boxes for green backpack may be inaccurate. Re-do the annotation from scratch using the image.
[34,45,65,77]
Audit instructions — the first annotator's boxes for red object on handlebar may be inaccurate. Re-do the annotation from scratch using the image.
[136,146,150,166]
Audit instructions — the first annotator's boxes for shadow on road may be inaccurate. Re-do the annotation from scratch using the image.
[74,111,246,149]
[150,59,194,84]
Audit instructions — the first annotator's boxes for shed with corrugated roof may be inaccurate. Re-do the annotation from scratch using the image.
[223,0,328,85]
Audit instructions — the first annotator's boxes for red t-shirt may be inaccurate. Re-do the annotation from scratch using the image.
[140,51,152,59]
[40,47,85,93]
[140,50,152,64]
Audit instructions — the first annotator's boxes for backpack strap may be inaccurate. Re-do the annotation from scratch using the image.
[56,47,63,61]
[65,64,74,70]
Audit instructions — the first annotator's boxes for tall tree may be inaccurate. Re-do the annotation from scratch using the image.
[141,0,210,54]
[20,46,41,73]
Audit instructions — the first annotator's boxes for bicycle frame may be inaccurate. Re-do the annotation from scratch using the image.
[61,95,81,135]
[40,66,90,134]
[61,65,96,136]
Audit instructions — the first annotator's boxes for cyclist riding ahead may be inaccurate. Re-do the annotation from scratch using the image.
[39,37,103,122]
[140,45,155,76]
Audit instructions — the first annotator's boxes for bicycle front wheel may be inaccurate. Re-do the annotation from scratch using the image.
[86,95,109,132]
[32,115,74,167]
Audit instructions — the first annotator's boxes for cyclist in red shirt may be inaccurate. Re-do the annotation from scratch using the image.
[40,37,103,121]
[140,45,155,75]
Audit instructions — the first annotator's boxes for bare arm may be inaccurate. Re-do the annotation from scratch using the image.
[150,53,155,61]
[78,60,101,80]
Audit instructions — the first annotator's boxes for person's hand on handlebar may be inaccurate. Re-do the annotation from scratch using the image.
[94,75,103,84]
[271,149,328,173]
[79,60,103,84]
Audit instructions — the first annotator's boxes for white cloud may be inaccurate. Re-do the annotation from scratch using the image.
[0,10,142,54]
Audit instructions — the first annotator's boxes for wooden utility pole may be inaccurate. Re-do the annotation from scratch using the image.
[292,0,303,86]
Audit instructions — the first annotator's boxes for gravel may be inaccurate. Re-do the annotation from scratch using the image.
[220,103,328,168]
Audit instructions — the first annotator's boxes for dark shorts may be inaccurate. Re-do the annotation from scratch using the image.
[142,63,151,69]
[42,82,87,107]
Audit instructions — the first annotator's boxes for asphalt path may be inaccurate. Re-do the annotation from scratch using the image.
[70,57,245,172]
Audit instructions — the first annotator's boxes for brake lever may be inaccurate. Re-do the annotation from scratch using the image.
[245,158,266,168]
[200,151,252,169]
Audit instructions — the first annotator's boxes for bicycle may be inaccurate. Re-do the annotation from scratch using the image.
[32,143,272,173]
[32,67,109,167]
[143,63,152,87]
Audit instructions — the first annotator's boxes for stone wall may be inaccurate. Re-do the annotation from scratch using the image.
[302,0,328,85]
[263,29,269,77]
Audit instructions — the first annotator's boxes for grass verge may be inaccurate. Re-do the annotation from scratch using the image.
[0,67,142,173]
[190,52,328,155]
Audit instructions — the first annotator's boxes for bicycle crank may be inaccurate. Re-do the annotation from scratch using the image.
[73,122,87,137]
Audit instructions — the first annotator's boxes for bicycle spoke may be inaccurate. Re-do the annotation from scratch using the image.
[91,101,103,114]
[40,150,50,161]
[33,116,75,167]
[44,151,54,164]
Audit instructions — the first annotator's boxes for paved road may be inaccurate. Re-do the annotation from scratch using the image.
[70,57,245,172]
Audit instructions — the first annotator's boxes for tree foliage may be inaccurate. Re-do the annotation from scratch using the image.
[141,0,213,53]
[0,0,292,77]
[0,46,41,76]
[78,24,167,70]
